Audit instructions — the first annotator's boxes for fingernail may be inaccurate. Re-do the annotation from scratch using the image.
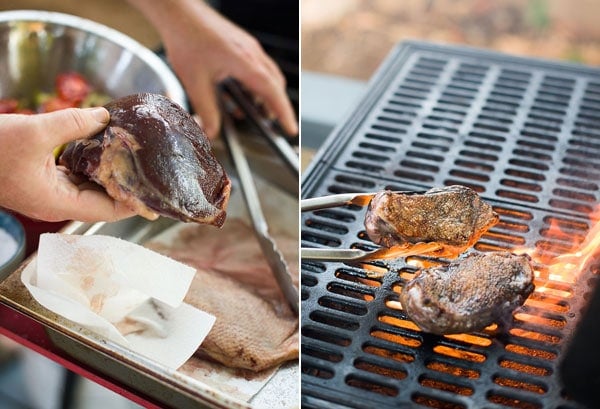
[86,107,109,124]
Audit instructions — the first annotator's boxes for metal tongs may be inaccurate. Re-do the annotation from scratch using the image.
[220,93,299,315]
[221,77,299,178]
[301,192,443,262]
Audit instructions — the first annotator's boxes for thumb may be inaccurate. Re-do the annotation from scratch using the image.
[36,107,110,148]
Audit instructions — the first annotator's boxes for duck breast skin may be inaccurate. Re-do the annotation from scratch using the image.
[399,251,534,335]
[364,185,499,252]
[59,93,230,226]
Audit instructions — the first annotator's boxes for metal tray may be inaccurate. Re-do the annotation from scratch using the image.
[0,169,299,409]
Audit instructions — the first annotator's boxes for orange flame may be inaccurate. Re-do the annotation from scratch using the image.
[550,215,600,280]
[514,207,600,290]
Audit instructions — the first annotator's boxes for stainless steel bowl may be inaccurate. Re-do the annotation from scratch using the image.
[0,10,185,107]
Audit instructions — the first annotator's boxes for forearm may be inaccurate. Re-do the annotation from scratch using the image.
[125,0,214,41]
[125,0,297,137]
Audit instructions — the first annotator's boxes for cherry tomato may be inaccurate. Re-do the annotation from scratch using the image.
[0,99,19,113]
[55,72,91,103]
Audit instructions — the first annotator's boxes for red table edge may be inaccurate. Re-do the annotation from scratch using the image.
[0,302,164,409]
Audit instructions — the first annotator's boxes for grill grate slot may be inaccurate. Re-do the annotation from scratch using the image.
[363,342,416,364]
[420,376,474,396]
[370,328,422,348]
[504,343,558,361]
[354,359,408,381]
[345,374,399,397]
[487,392,543,409]
[302,42,599,409]
[426,360,480,380]
[309,310,361,331]
[497,358,552,377]
[302,344,344,363]
[412,393,467,409]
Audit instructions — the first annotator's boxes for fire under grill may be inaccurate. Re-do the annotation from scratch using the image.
[300,42,600,409]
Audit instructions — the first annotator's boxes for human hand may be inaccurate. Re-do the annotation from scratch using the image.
[0,108,136,222]
[129,0,297,139]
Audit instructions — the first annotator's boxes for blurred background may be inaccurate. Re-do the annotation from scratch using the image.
[300,0,600,160]
[302,0,600,80]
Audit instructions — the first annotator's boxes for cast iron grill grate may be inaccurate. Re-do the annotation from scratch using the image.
[301,42,600,409]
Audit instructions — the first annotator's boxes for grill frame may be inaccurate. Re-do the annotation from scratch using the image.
[301,41,600,409]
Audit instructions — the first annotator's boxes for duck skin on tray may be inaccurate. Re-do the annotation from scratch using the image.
[400,251,535,335]
[364,185,499,256]
[147,219,299,371]
[184,268,298,371]
[59,93,231,226]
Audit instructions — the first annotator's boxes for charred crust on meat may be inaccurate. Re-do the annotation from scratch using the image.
[364,185,499,255]
[399,251,534,335]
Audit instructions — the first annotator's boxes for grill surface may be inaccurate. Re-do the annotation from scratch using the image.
[301,41,600,409]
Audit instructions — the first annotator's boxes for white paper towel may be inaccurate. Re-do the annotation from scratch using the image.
[21,233,215,370]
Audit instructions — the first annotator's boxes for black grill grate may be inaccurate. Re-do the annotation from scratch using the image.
[301,42,600,409]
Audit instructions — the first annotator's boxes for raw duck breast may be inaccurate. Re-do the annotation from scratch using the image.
[59,93,230,226]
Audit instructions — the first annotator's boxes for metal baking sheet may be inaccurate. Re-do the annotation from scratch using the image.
[0,168,299,409]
